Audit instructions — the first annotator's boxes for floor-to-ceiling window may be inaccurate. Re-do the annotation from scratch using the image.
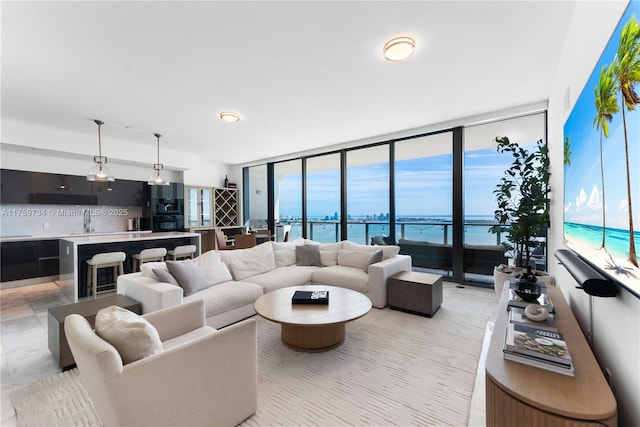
[464,112,547,279]
[306,153,341,242]
[345,145,390,245]
[273,159,303,240]
[243,164,268,229]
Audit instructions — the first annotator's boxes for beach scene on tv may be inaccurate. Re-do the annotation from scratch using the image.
[563,2,640,294]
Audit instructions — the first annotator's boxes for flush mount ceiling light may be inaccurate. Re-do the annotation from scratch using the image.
[383,36,416,62]
[87,119,115,182]
[148,132,170,186]
[219,111,240,122]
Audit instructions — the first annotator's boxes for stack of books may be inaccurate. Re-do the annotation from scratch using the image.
[503,316,574,376]
[292,290,329,305]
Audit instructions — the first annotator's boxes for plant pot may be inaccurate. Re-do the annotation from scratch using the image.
[493,264,555,296]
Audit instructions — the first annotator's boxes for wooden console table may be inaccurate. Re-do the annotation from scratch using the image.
[485,285,617,426]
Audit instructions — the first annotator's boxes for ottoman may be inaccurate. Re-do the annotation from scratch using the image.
[387,271,443,317]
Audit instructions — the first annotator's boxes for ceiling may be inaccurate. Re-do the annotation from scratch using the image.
[1,1,578,166]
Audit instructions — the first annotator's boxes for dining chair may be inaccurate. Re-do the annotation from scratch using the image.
[215,230,234,250]
[234,234,257,249]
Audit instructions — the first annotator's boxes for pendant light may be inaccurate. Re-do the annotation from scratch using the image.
[87,119,115,182]
[148,132,170,186]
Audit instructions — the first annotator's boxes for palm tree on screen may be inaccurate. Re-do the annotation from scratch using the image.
[563,136,571,166]
[613,15,640,267]
[593,62,618,248]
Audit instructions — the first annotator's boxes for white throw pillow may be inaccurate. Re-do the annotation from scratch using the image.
[342,240,400,260]
[219,241,275,272]
[318,242,342,266]
[199,262,233,285]
[337,249,373,271]
[193,250,222,268]
[140,262,168,280]
[231,251,277,280]
[95,306,162,364]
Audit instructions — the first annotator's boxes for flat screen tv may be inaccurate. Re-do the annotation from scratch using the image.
[563,0,640,297]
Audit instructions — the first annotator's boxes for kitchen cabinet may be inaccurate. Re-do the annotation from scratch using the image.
[0,169,35,204]
[0,239,60,282]
[116,180,145,207]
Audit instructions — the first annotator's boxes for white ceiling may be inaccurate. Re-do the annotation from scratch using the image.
[2,1,578,166]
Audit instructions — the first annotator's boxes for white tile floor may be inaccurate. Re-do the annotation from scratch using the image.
[0,281,491,426]
[0,282,96,426]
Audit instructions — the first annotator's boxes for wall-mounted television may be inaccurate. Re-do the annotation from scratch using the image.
[563,0,640,297]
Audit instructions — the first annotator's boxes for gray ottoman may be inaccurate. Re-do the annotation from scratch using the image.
[387,271,443,317]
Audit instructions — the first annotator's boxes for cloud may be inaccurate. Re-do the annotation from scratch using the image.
[586,184,601,210]
[618,199,628,212]
[576,187,588,209]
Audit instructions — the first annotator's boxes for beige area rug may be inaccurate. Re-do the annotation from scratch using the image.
[11,284,495,427]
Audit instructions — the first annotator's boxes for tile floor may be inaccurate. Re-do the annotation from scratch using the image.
[0,282,86,426]
[0,281,492,427]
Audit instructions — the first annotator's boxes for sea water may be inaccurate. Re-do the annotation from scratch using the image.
[564,222,640,261]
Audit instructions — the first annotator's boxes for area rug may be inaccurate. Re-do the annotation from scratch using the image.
[11,284,493,426]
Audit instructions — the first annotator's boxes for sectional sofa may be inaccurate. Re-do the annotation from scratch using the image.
[117,239,412,328]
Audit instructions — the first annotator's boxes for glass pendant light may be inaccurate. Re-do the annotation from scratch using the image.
[148,132,170,186]
[87,119,115,182]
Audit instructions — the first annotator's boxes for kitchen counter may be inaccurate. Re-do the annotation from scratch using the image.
[0,230,153,243]
[59,231,200,302]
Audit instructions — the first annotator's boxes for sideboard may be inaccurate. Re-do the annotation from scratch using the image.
[485,284,617,426]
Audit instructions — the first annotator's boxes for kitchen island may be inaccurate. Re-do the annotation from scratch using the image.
[59,231,200,301]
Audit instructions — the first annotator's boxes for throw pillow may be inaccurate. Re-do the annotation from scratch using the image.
[343,240,400,260]
[140,262,168,280]
[94,306,162,364]
[296,245,321,267]
[152,268,179,286]
[364,249,384,272]
[337,249,372,271]
[318,242,342,266]
[166,260,210,296]
[199,262,233,286]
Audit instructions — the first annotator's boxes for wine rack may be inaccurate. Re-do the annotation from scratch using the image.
[214,187,238,227]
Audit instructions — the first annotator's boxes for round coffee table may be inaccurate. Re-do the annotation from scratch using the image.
[254,285,372,352]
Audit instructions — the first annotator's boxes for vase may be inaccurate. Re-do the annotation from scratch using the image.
[493,264,555,296]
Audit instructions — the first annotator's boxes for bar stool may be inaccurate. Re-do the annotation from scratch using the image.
[167,245,197,260]
[86,252,125,298]
[131,247,167,272]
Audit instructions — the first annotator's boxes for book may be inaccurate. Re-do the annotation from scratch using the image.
[503,350,574,377]
[504,322,572,367]
[509,306,557,331]
[292,290,329,305]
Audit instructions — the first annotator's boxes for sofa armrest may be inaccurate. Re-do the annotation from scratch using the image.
[117,272,183,314]
[367,254,412,308]
[143,300,207,341]
[106,318,257,427]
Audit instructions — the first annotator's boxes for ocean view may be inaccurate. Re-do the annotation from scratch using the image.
[564,222,640,261]
[282,215,504,246]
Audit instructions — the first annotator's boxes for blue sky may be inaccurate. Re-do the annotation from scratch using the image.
[563,3,640,233]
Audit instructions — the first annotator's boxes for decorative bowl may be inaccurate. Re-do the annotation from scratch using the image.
[515,282,542,302]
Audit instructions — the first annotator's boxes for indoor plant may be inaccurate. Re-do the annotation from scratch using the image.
[490,136,551,294]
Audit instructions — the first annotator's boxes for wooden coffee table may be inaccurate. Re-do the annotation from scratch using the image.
[254,285,372,352]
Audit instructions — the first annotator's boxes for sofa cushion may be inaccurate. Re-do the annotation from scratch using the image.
[193,250,221,267]
[199,262,233,285]
[274,249,296,267]
[166,260,210,296]
[183,281,264,318]
[296,245,321,266]
[152,268,179,286]
[95,305,163,364]
[140,262,168,280]
[243,265,317,293]
[312,265,369,293]
[342,240,400,260]
[337,249,374,271]
[231,251,276,280]
[219,242,276,275]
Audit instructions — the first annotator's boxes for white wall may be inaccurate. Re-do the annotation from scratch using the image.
[547,1,639,425]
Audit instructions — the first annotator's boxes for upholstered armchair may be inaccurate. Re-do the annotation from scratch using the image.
[64,300,257,426]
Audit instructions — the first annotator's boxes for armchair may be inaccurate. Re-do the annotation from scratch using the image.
[64,300,257,426]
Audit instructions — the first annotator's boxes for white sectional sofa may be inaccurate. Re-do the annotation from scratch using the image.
[117,239,411,328]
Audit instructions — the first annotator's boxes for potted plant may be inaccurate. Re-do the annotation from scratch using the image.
[490,136,551,294]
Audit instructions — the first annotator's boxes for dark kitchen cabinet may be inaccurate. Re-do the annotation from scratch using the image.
[0,239,60,282]
[93,181,118,205]
[1,169,35,204]
[117,180,145,207]
[62,175,97,205]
